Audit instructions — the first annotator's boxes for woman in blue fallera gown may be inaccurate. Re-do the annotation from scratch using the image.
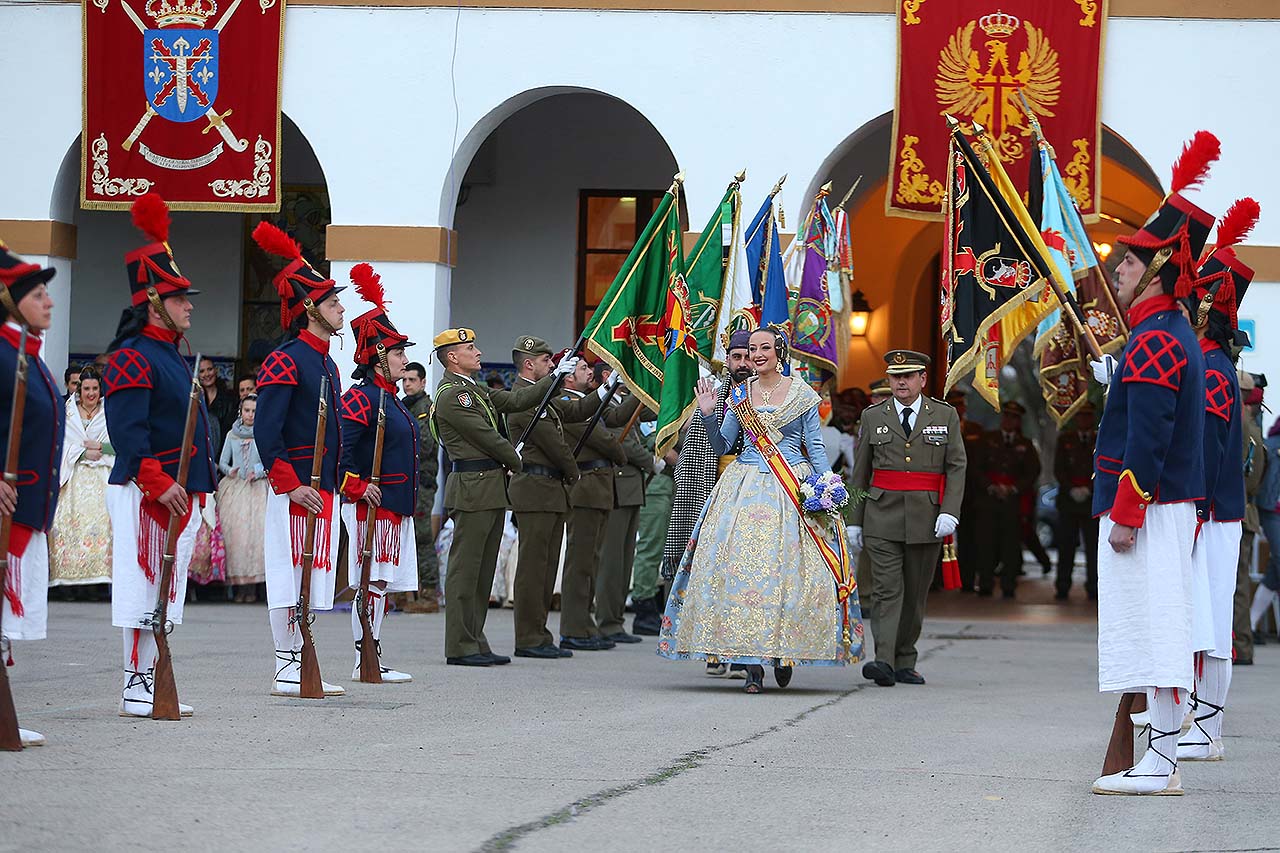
[658,327,863,693]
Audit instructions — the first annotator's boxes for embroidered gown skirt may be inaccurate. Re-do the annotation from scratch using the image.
[218,475,268,585]
[657,461,863,666]
[49,459,113,585]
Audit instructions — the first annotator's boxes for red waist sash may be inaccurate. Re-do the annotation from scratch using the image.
[872,471,944,493]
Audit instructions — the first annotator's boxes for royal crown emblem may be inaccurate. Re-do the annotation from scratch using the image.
[978,10,1019,38]
[145,0,217,28]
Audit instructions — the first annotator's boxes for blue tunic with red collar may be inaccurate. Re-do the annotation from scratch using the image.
[0,324,65,532]
[338,374,419,518]
[253,329,342,494]
[1199,340,1244,523]
[1093,293,1206,526]
[103,325,217,498]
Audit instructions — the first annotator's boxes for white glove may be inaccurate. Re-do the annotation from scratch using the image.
[934,513,959,539]
[847,525,863,551]
[1090,355,1118,385]
[653,458,666,475]
[553,356,580,378]
[596,372,622,399]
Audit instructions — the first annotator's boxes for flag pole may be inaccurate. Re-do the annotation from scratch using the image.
[513,172,684,454]
[956,116,1106,362]
[1016,90,1129,338]
[832,175,863,213]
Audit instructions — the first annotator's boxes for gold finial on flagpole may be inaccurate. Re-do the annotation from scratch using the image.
[818,181,833,199]
[668,171,686,194]
[833,175,864,212]
[769,173,787,197]
[944,113,962,131]
[733,169,747,185]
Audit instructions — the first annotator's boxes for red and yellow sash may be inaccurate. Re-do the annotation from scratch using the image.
[727,383,854,603]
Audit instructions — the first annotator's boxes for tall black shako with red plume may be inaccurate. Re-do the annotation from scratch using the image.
[1117,131,1221,298]
[1190,197,1261,346]
[0,239,56,314]
[251,221,344,331]
[125,192,199,306]
[349,262,413,378]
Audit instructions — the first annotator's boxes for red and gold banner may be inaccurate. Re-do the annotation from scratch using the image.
[82,0,285,211]
[887,0,1106,220]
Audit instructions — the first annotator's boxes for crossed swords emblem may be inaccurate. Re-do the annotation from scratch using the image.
[119,0,248,154]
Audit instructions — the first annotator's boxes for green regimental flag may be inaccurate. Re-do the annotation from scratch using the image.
[585,180,697,458]
[683,181,741,363]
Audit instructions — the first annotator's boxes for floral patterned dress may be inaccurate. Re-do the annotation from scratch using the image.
[658,378,863,667]
[49,398,114,585]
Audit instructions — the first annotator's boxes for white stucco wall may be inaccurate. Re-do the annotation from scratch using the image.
[2,3,1278,380]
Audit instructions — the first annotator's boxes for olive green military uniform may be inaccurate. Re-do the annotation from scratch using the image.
[505,337,603,652]
[433,368,552,660]
[850,388,966,673]
[560,390,642,641]
[1053,419,1098,599]
[955,413,984,592]
[596,413,655,639]
[975,423,1040,597]
[632,426,674,632]
[403,389,440,595]
[1235,397,1266,663]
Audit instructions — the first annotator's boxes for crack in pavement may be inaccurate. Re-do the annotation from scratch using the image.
[477,639,956,852]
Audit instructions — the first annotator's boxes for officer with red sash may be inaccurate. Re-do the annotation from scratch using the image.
[0,241,66,746]
[338,263,418,684]
[1177,198,1259,763]
[849,350,966,688]
[251,222,346,698]
[102,194,216,718]
[1089,131,1218,796]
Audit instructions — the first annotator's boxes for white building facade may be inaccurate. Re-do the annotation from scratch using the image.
[2,1,1278,396]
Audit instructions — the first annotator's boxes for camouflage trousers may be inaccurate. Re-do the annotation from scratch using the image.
[415,492,440,591]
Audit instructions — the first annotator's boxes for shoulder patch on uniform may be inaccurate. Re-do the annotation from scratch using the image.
[340,387,372,425]
[1122,330,1187,391]
[103,348,152,394]
[930,396,953,408]
[457,391,473,408]
[1205,369,1234,422]
[257,351,299,387]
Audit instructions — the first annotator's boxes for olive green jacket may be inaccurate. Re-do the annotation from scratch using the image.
[433,372,552,511]
[849,396,967,544]
[1243,412,1266,534]
[507,375,600,514]
[562,391,641,510]
[613,420,654,508]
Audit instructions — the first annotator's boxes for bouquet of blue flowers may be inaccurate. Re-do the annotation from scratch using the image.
[799,471,850,516]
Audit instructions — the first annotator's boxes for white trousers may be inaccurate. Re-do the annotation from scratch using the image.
[108,483,200,629]
[1097,503,1196,693]
[1201,519,1242,660]
[264,488,340,611]
[340,503,417,593]
[2,529,48,641]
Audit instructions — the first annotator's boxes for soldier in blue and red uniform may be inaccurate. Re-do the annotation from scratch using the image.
[251,221,347,698]
[0,241,66,747]
[338,263,418,684]
[1089,132,1219,796]
[1176,198,1260,763]
[102,193,216,719]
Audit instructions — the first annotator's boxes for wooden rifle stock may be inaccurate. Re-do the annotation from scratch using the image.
[0,327,30,749]
[356,390,387,684]
[149,351,203,721]
[1101,692,1140,776]
[296,377,329,699]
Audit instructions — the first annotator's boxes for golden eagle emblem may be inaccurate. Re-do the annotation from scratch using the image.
[935,10,1060,162]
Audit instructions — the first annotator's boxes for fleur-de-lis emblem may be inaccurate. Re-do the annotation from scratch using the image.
[149,65,167,85]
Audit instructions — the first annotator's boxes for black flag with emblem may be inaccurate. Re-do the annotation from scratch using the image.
[940,125,1056,409]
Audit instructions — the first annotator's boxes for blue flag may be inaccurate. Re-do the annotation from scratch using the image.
[744,194,789,330]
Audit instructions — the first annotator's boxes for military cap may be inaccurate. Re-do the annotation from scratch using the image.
[551,347,573,368]
[869,378,891,396]
[433,328,477,349]
[513,335,553,357]
[1001,400,1027,416]
[884,349,931,375]
[0,240,55,313]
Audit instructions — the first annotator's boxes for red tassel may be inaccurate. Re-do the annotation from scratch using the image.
[350,263,389,311]
[1170,131,1221,195]
[940,535,961,590]
[137,502,168,584]
[131,192,171,244]
[2,557,21,620]
[288,495,333,571]
[252,221,302,261]
[130,628,141,670]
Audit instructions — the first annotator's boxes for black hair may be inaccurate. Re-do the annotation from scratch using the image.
[750,324,790,364]
[405,362,426,381]
[64,365,80,383]
[77,365,102,389]
[237,373,257,387]
[107,305,150,353]
[592,362,610,384]
[285,311,308,341]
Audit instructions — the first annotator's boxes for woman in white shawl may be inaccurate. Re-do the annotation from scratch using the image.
[218,393,268,601]
[50,365,114,586]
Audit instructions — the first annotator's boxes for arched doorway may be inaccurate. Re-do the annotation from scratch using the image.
[809,113,1164,400]
[49,114,329,381]
[445,90,682,372]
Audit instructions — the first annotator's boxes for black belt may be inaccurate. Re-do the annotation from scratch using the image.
[578,459,614,472]
[523,463,564,480]
[452,458,503,473]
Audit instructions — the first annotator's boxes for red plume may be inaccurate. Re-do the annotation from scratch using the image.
[130,192,171,243]
[1170,131,1221,194]
[1214,197,1260,251]
[350,262,389,311]
[252,221,302,261]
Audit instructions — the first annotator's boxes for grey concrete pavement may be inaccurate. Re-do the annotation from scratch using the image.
[2,601,1277,852]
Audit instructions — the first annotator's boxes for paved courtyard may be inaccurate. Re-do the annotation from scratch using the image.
[3,591,1278,852]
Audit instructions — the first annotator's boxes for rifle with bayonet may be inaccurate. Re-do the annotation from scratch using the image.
[355,389,387,684]
[146,350,203,721]
[295,377,330,699]
[0,326,30,749]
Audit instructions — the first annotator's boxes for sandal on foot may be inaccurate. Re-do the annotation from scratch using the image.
[744,665,765,694]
